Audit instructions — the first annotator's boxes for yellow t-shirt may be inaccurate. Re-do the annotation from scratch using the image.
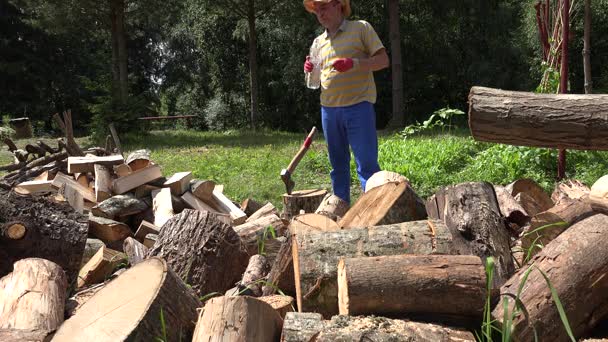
[314,20,385,107]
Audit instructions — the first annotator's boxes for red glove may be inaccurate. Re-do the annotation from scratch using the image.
[304,56,314,73]
[332,58,354,72]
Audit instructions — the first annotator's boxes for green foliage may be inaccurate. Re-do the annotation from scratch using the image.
[400,107,465,138]
[0,126,15,140]
[155,307,169,342]
[257,225,277,256]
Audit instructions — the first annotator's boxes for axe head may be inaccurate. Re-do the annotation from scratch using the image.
[280,169,295,194]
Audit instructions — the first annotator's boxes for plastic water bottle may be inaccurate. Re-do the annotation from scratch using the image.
[305,40,321,89]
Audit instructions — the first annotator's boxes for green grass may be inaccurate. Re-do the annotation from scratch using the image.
[3,129,608,209]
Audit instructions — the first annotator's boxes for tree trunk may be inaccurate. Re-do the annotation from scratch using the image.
[234,213,286,255]
[148,209,249,297]
[109,0,127,105]
[468,86,608,150]
[440,182,514,287]
[122,237,148,266]
[247,0,258,130]
[282,189,327,220]
[53,257,201,342]
[239,254,269,297]
[583,0,592,94]
[0,190,88,284]
[339,181,426,228]
[193,296,283,342]
[294,219,471,317]
[263,233,295,297]
[493,214,608,342]
[0,259,67,330]
[387,0,404,128]
[314,194,349,221]
[280,312,475,342]
[337,255,487,322]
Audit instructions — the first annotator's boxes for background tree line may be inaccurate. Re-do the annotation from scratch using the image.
[2,0,608,140]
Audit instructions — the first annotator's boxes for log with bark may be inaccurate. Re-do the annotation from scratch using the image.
[314,193,349,221]
[0,328,53,342]
[234,213,286,256]
[123,237,148,266]
[91,194,148,220]
[280,312,475,342]
[246,201,279,222]
[77,246,126,288]
[88,215,132,243]
[493,214,608,342]
[53,257,201,342]
[589,175,608,214]
[339,181,426,228]
[125,149,151,171]
[147,209,249,297]
[337,254,488,323]
[192,296,283,342]
[468,86,608,150]
[238,254,270,296]
[364,170,409,192]
[494,185,529,228]
[282,189,327,220]
[433,182,514,287]
[506,178,554,216]
[0,189,88,284]
[293,219,471,317]
[263,233,295,297]
[241,197,263,217]
[552,179,590,205]
[0,258,67,331]
[258,295,294,319]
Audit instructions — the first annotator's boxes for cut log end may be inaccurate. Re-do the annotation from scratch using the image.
[3,222,26,240]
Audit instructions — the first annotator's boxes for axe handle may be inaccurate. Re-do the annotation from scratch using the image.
[286,126,317,174]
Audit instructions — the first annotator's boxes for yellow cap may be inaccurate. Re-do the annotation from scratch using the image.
[303,0,351,18]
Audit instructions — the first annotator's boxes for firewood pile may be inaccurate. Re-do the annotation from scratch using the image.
[2,117,608,341]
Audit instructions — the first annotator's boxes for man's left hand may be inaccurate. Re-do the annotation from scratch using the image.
[332,58,354,72]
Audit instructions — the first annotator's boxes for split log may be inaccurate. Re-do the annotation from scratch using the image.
[280,312,475,342]
[234,213,286,255]
[53,257,201,342]
[93,164,111,202]
[125,149,151,171]
[0,258,67,330]
[314,193,349,221]
[339,182,426,228]
[589,175,608,214]
[258,295,294,319]
[337,255,488,323]
[51,172,95,202]
[134,184,159,198]
[241,198,263,217]
[552,179,590,205]
[91,194,148,220]
[364,170,408,192]
[108,122,122,156]
[65,283,105,318]
[134,220,160,242]
[148,209,249,296]
[123,237,148,266]
[67,155,124,174]
[293,220,471,317]
[282,189,327,220]
[239,254,269,296]
[0,190,88,284]
[163,171,192,195]
[263,233,295,297]
[211,188,247,225]
[112,164,162,194]
[493,214,608,342]
[468,86,608,150]
[494,185,529,227]
[0,328,53,342]
[192,296,283,342]
[77,246,126,288]
[506,178,554,216]
[246,202,279,222]
[152,188,174,227]
[289,213,341,237]
[190,179,216,202]
[13,180,55,196]
[112,163,131,177]
[58,183,84,214]
[182,191,226,218]
[439,182,514,287]
[521,198,595,260]
[88,215,132,243]
[81,238,105,266]
[143,233,157,248]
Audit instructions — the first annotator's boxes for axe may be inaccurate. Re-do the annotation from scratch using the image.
[281,126,317,194]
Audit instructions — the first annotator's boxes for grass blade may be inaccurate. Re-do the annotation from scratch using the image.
[534,266,576,342]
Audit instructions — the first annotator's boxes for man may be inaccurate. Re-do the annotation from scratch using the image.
[303,0,389,204]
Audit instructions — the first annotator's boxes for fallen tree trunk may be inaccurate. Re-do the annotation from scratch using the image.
[0,190,88,284]
[337,255,487,322]
[0,258,67,331]
[148,209,249,297]
[192,296,283,342]
[280,312,475,342]
[53,257,201,342]
[294,219,471,317]
[468,86,608,150]
[493,214,608,341]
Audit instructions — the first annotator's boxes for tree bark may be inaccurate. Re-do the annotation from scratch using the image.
[440,182,514,288]
[337,255,488,322]
[123,237,148,266]
[468,86,608,150]
[294,219,471,317]
[339,181,427,228]
[280,312,475,342]
[0,259,67,330]
[583,0,592,94]
[387,0,404,128]
[282,189,327,220]
[109,0,128,105]
[314,193,349,221]
[125,149,151,171]
[493,214,608,342]
[147,209,249,297]
[239,254,269,297]
[247,0,258,130]
[233,213,286,255]
[0,190,88,284]
[53,257,201,342]
[193,296,282,342]
[258,295,294,319]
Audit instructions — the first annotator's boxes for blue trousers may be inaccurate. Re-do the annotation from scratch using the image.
[321,101,381,204]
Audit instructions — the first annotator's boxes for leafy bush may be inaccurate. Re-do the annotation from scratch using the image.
[400,107,466,139]
[0,126,15,140]
[203,92,248,131]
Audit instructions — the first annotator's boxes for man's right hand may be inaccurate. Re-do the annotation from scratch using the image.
[304,56,314,73]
